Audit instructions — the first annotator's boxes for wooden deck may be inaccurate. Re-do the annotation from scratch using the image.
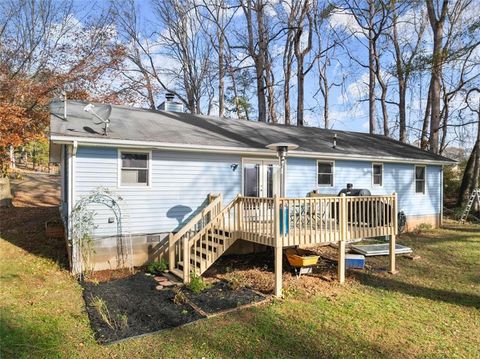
[169,193,398,296]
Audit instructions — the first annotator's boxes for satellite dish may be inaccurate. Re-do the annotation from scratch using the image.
[84,103,112,136]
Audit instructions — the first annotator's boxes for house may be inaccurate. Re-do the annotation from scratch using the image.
[49,99,454,295]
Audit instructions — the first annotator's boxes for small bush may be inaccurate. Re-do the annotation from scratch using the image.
[414,223,432,235]
[146,258,168,275]
[90,295,114,329]
[172,287,188,305]
[186,272,209,294]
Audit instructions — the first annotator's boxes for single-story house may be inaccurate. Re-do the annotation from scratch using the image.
[49,100,454,291]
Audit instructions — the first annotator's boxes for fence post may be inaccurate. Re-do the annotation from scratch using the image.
[183,237,190,284]
[236,196,243,236]
[168,233,175,271]
[389,192,398,274]
[274,195,283,297]
[338,193,347,284]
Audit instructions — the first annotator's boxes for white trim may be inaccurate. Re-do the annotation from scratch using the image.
[414,164,426,195]
[117,149,153,188]
[316,160,335,187]
[50,135,454,165]
[372,162,383,187]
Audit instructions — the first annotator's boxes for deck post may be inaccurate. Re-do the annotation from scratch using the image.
[168,233,175,271]
[338,193,347,284]
[338,240,346,284]
[183,238,190,284]
[389,192,398,274]
[274,195,283,297]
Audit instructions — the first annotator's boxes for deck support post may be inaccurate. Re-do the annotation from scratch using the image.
[274,195,282,297]
[338,240,346,284]
[183,238,190,284]
[338,193,347,284]
[389,192,398,274]
[274,245,283,297]
[168,233,175,272]
[389,234,397,274]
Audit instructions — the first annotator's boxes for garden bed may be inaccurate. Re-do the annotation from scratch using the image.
[183,281,265,315]
[82,273,203,344]
[82,272,267,344]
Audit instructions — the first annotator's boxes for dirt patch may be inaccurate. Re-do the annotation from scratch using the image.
[82,273,204,344]
[204,248,342,298]
[10,170,60,207]
[183,281,265,315]
[85,268,138,283]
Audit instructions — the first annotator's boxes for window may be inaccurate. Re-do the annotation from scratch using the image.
[317,161,334,186]
[120,151,150,186]
[415,165,425,194]
[372,163,383,186]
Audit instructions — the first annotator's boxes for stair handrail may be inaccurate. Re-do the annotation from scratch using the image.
[168,193,223,271]
[182,195,241,282]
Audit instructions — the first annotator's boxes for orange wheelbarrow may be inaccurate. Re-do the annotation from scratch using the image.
[285,248,320,277]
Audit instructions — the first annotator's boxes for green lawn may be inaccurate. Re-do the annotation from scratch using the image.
[1,208,479,358]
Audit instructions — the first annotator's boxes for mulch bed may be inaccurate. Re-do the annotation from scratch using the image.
[82,272,268,344]
[82,273,203,344]
[183,281,265,315]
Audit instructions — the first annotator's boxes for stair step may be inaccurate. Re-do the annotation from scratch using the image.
[194,246,216,258]
[169,268,184,280]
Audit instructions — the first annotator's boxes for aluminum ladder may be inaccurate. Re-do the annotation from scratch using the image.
[460,188,480,223]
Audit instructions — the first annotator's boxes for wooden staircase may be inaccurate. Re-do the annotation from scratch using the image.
[168,194,240,283]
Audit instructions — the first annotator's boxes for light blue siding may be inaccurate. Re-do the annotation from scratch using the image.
[286,158,441,217]
[74,147,441,237]
[75,147,241,236]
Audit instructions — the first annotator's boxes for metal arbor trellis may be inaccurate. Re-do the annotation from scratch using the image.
[70,189,129,276]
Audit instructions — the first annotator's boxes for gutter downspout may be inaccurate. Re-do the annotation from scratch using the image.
[440,165,444,227]
[68,140,78,274]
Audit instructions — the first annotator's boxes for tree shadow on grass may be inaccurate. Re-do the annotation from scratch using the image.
[163,305,402,358]
[351,271,480,309]
[0,206,69,270]
[0,309,63,359]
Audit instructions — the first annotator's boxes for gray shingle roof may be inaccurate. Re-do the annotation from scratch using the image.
[50,100,454,163]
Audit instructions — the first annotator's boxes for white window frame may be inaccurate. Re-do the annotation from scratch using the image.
[414,165,426,195]
[317,160,335,187]
[372,162,383,187]
[118,149,152,188]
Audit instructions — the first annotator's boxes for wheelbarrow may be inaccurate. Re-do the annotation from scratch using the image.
[285,248,320,277]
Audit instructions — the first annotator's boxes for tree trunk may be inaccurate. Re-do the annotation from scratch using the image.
[429,26,443,153]
[458,109,480,206]
[218,28,225,117]
[297,56,305,126]
[421,81,433,150]
[368,0,376,134]
[398,79,407,142]
[323,73,329,129]
[426,0,448,154]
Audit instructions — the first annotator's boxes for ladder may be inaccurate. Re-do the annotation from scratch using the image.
[460,188,480,223]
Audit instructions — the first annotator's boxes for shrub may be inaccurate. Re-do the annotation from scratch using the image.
[187,272,209,294]
[414,223,432,235]
[146,258,168,275]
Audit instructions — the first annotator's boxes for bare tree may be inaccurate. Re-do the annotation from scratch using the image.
[425,0,449,153]
[389,2,427,142]
[343,0,391,134]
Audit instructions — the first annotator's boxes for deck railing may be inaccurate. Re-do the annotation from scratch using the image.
[238,193,398,247]
[170,193,398,282]
[168,193,223,272]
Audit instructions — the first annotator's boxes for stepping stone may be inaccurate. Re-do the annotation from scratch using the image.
[161,281,175,287]
[154,276,168,282]
[155,285,164,290]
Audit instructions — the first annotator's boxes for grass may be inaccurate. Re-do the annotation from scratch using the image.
[1,211,479,358]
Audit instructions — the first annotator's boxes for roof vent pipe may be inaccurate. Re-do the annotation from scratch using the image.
[333,133,337,148]
[165,92,175,102]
